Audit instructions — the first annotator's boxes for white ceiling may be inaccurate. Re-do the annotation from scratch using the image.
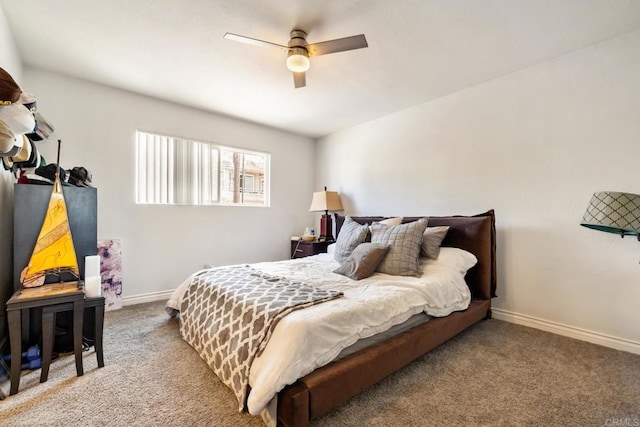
[2,0,640,138]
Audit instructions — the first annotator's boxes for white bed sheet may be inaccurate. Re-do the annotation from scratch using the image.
[166,248,473,419]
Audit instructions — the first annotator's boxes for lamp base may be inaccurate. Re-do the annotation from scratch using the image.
[319,214,334,242]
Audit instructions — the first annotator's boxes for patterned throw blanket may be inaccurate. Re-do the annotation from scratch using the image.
[179,265,343,411]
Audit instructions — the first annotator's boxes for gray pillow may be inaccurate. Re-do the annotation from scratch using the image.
[364,216,403,242]
[333,243,390,280]
[421,226,450,259]
[371,217,429,276]
[333,216,369,263]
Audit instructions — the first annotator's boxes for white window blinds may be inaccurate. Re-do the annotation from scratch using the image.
[135,131,269,206]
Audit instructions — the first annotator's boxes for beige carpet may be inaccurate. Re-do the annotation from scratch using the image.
[1,301,639,426]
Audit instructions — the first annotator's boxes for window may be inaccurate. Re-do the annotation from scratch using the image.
[135,131,270,206]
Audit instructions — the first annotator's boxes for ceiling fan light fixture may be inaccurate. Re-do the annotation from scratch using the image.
[287,48,310,72]
[224,29,368,88]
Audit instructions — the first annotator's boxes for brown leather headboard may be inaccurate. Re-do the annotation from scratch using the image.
[335,210,496,300]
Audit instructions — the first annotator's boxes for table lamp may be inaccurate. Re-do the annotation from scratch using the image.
[309,187,344,242]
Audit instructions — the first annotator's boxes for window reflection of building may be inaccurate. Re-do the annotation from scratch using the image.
[219,152,265,204]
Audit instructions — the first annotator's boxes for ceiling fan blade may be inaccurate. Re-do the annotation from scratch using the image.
[223,33,287,51]
[293,72,306,88]
[307,34,368,56]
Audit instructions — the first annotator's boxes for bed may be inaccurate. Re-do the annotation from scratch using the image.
[167,210,496,427]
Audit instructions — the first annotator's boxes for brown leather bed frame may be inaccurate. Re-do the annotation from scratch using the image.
[276,210,497,426]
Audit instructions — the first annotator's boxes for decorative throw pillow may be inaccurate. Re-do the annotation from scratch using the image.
[333,216,369,263]
[371,217,429,276]
[421,226,450,259]
[333,243,390,280]
[364,216,403,242]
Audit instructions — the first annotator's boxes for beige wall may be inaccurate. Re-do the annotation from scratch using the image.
[316,30,640,348]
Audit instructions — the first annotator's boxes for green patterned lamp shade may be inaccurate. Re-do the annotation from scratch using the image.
[581,191,640,239]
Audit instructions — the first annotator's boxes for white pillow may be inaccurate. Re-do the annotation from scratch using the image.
[379,216,403,226]
[429,247,477,275]
[327,243,336,254]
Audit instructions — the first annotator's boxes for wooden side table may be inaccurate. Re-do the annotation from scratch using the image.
[6,283,84,395]
[290,240,331,259]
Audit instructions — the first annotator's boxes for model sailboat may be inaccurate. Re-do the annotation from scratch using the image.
[20,140,79,288]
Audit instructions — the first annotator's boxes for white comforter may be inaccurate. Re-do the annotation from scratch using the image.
[166,248,474,421]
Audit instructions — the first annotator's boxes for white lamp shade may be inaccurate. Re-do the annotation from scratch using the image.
[309,191,343,212]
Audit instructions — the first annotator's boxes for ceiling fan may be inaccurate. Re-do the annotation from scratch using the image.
[223,30,368,88]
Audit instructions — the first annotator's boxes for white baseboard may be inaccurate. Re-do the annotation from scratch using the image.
[121,290,174,306]
[492,308,640,355]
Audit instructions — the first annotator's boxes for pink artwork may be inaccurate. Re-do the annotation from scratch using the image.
[98,239,123,311]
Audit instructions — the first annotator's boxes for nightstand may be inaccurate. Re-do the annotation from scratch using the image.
[291,240,331,259]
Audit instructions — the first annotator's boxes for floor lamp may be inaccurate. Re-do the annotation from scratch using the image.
[580,191,640,240]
